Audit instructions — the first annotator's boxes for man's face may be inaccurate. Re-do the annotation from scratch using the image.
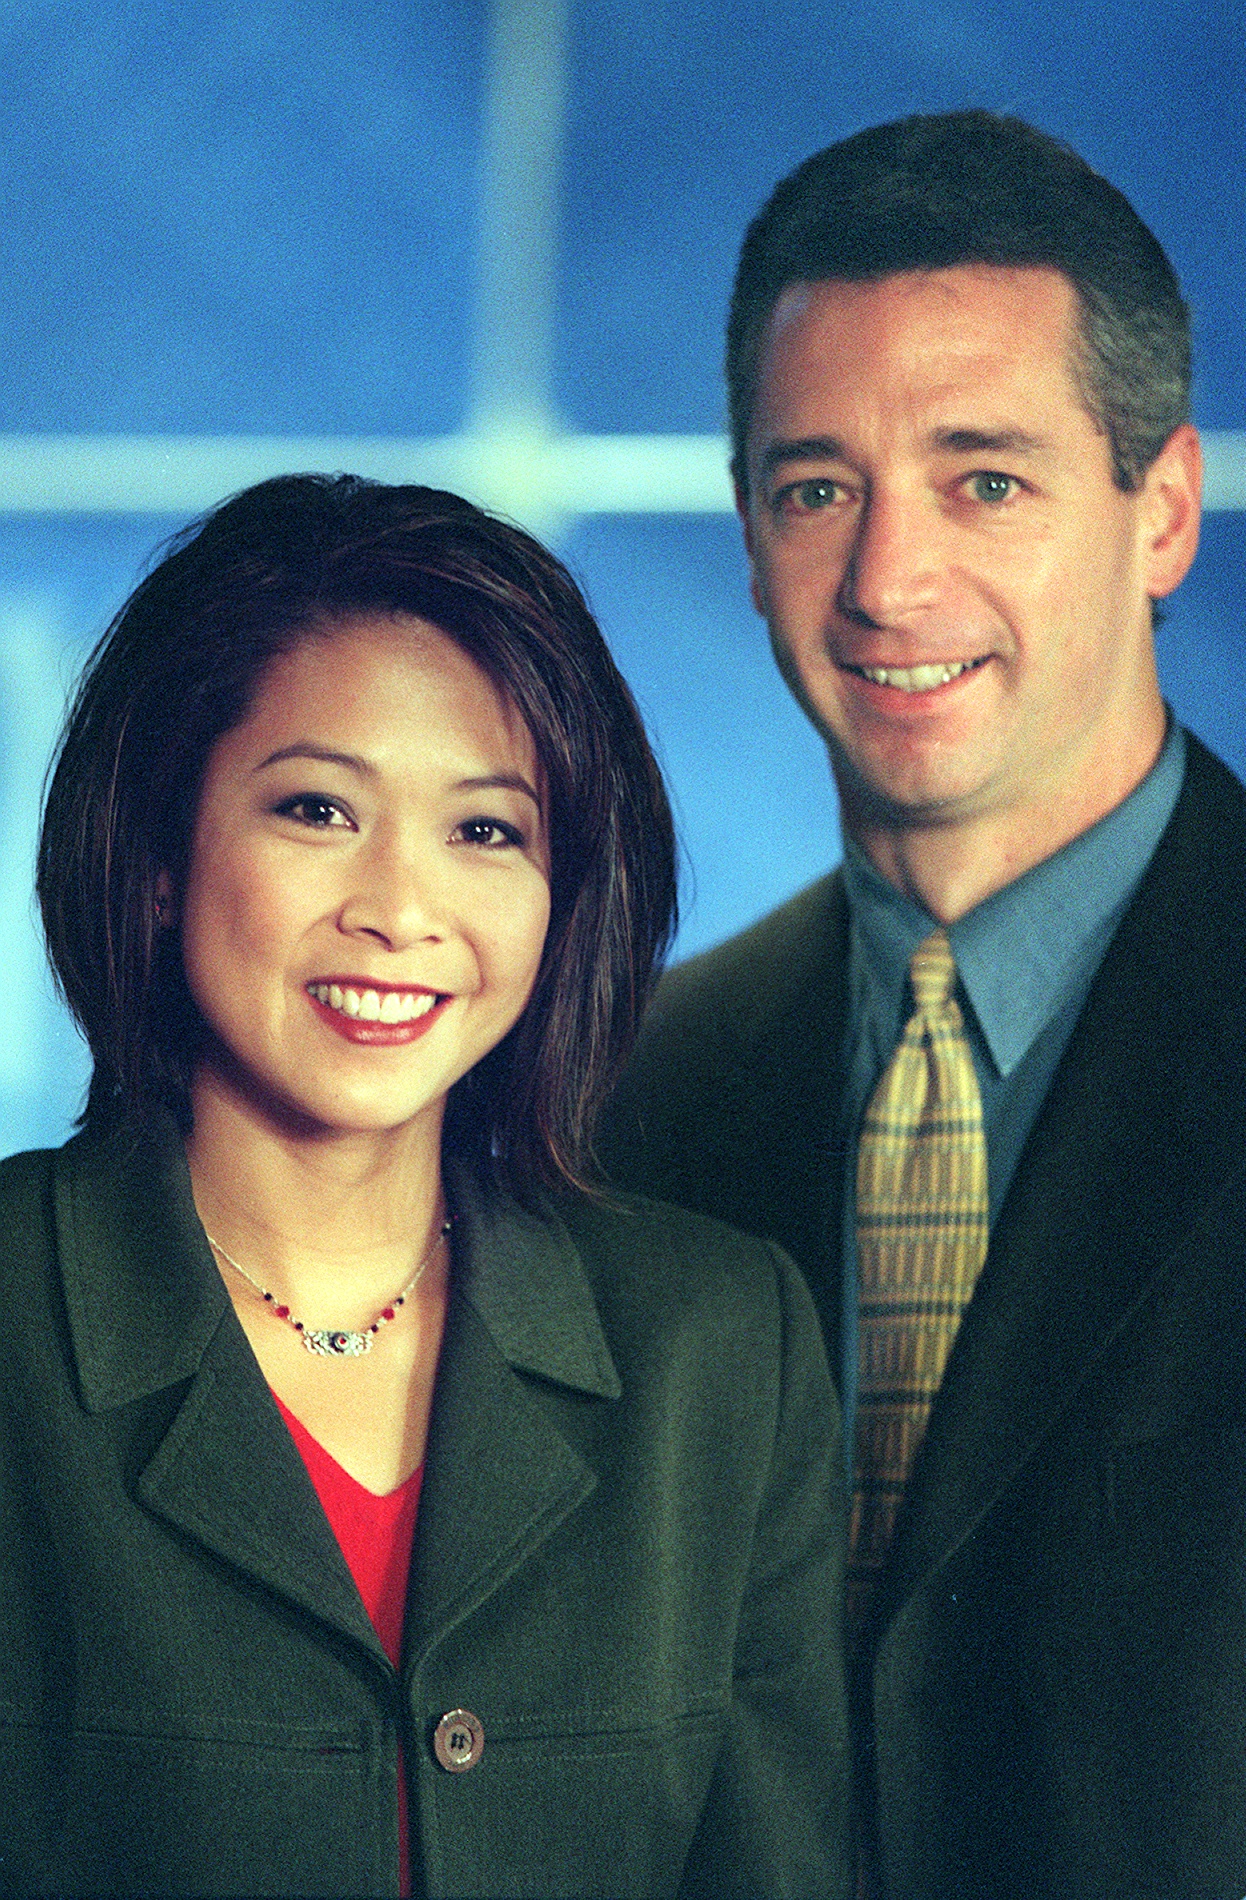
[739,265,1198,846]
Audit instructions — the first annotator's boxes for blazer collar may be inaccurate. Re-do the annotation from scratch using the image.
[55,1115,231,1413]
[55,1124,622,1413]
[402,1173,624,1657]
[52,1121,622,1665]
[877,737,1246,1627]
[446,1161,621,1401]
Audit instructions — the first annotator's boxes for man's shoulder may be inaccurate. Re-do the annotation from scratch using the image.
[1171,730,1246,853]
[597,873,851,1254]
[645,868,849,1050]
[1127,731,1246,949]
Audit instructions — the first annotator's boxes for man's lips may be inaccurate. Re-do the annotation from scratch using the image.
[305,979,450,1044]
[842,655,991,693]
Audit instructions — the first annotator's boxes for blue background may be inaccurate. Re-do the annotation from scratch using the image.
[0,0,1240,1156]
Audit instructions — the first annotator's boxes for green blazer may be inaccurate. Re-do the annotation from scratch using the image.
[0,1121,850,1899]
[601,734,1246,1900]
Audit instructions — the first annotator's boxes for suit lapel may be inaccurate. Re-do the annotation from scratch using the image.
[56,1122,392,1661]
[405,1176,618,1661]
[135,1329,380,1653]
[879,741,1246,1624]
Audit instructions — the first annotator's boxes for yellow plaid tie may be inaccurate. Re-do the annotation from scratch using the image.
[850,927,988,1614]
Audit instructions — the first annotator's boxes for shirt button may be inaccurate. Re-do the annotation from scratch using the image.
[432,1708,485,1773]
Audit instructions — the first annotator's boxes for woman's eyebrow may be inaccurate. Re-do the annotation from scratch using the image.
[454,773,542,809]
[254,751,542,812]
[254,743,375,776]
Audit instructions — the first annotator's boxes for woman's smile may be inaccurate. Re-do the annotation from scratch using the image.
[305,980,450,1043]
[178,613,551,1143]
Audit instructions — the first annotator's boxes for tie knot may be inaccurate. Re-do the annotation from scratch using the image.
[908,927,956,1012]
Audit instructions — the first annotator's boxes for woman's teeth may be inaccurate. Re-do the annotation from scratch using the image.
[309,983,438,1023]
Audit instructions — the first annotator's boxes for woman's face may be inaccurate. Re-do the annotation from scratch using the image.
[177,614,551,1141]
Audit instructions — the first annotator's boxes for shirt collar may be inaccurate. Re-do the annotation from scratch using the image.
[842,721,1186,1078]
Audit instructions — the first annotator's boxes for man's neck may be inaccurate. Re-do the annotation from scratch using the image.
[843,727,1168,924]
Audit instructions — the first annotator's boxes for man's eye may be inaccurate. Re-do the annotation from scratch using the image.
[967,471,1017,503]
[274,794,351,828]
[776,477,845,514]
[455,817,522,849]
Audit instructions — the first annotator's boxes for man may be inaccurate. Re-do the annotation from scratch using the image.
[601,111,1246,1899]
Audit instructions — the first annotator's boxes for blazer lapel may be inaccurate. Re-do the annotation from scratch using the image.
[55,1122,384,1661]
[135,1329,380,1655]
[879,742,1246,1624]
[405,1177,619,1663]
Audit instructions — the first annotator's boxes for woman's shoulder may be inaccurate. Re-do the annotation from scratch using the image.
[0,1144,73,1327]
[0,1142,59,1225]
[565,1184,782,1258]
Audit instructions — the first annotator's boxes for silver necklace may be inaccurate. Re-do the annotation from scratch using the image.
[205,1217,452,1357]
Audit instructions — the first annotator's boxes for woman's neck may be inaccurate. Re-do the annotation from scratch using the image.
[183,1069,447,1319]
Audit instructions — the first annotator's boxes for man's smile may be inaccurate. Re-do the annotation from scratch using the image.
[841,655,992,694]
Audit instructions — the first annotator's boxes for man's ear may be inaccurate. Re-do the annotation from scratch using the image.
[734,475,766,616]
[1141,422,1201,601]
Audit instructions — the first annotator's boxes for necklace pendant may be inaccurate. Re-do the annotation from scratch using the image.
[303,1328,373,1357]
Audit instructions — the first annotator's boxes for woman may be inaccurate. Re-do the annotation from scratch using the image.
[1,475,849,1898]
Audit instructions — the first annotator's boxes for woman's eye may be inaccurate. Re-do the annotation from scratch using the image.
[455,817,522,849]
[967,471,1017,503]
[274,794,351,829]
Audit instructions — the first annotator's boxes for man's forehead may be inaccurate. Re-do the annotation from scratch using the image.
[749,264,1093,450]
[763,262,1079,356]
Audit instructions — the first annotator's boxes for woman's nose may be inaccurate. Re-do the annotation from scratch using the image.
[336,835,448,950]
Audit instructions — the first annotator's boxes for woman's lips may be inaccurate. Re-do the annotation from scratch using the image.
[305,980,449,1045]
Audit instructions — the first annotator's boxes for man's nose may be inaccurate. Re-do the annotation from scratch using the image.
[837,489,944,628]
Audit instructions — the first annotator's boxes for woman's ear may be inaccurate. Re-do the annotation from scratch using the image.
[154,870,177,929]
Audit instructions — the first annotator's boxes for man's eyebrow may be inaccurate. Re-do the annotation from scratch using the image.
[758,436,851,477]
[932,427,1049,456]
[254,743,375,776]
[757,428,1052,477]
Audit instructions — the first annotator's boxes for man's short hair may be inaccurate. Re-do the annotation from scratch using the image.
[727,109,1191,493]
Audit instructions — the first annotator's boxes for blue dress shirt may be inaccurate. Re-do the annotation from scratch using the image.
[837,720,1187,1449]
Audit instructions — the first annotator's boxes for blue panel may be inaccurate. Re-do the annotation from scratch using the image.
[1155,512,1246,780]
[558,0,1243,432]
[566,514,841,956]
[0,0,486,433]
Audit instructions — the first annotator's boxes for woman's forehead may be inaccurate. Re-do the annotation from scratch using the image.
[217,613,544,794]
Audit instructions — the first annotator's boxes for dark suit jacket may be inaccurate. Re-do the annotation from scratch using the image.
[601,733,1246,1900]
[0,1120,850,1899]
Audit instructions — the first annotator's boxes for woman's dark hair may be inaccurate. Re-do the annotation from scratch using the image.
[37,474,677,1199]
[728,110,1191,494]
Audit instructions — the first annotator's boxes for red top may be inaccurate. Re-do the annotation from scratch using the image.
[274,1394,421,1894]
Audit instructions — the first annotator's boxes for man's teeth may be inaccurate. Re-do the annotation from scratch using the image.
[309,984,438,1023]
[859,659,980,691]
